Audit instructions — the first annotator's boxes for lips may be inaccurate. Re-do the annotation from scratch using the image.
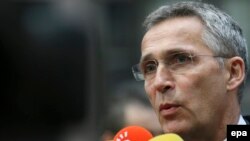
[159,103,180,117]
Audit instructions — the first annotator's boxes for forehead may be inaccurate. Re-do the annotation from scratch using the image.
[140,16,212,61]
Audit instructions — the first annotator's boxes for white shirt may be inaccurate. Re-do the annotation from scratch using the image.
[223,115,246,141]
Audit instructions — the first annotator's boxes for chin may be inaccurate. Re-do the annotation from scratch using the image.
[161,122,191,135]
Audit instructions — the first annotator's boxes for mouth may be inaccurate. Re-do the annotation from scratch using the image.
[159,103,180,117]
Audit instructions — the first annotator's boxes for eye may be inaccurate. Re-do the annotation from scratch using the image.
[170,53,193,65]
[176,54,191,63]
[143,60,157,74]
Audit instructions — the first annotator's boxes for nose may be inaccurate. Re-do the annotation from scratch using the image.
[153,64,175,94]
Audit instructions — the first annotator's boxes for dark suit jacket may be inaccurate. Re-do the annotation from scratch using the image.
[243,115,250,125]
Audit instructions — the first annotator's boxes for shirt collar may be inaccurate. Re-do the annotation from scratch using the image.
[238,115,247,125]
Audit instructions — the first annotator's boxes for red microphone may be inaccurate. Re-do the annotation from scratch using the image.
[113,126,153,141]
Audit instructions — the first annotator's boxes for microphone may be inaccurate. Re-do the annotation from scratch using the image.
[113,126,153,141]
[150,133,184,141]
[113,125,184,141]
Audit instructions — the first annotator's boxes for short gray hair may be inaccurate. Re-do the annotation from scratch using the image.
[143,1,248,103]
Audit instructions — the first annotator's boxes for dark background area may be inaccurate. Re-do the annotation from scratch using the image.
[0,1,91,141]
[0,0,249,141]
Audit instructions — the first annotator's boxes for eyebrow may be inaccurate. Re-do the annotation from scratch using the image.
[140,54,154,63]
[140,48,195,63]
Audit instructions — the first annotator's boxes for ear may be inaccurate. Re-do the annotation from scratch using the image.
[226,56,245,91]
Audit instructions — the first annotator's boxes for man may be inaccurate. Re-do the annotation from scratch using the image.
[132,1,248,141]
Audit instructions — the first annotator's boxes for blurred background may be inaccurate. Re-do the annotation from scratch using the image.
[0,0,250,141]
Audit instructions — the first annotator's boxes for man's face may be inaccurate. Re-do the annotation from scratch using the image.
[141,16,230,137]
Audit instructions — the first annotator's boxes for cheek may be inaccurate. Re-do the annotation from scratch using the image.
[177,62,224,99]
[144,82,156,106]
[176,68,227,116]
[175,73,202,98]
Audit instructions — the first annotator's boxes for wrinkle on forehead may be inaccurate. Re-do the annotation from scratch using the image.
[140,16,211,62]
[141,16,204,51]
